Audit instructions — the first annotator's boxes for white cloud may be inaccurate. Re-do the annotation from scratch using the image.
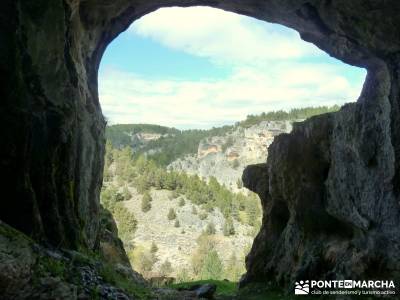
[131,6,320,64]
[99,7,366,128]
[99,63,364,129]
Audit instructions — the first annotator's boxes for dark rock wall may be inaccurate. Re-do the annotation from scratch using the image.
[1,0,400,290]
[0,0,105,249]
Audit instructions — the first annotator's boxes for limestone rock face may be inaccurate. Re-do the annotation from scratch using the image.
[0,0,105,250]
[169,121,292,192]
[1,0,400,293]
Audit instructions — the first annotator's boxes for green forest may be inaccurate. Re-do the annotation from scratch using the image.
[102,143,261,227]
[106,125,234,166]
[236,105,340,128]
[105,124,180,148]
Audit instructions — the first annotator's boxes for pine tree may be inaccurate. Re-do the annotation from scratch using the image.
[136,176,150,194]
[246,198,260,226]
[200,249,223,279]
[174,219,180,228]
[143,191,152,202]
[104,140,114,169]
[112,203,138,241]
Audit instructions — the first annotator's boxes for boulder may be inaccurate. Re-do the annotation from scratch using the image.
[195,284,217,299]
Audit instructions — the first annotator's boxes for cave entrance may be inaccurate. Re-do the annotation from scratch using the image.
[97,6,365,286]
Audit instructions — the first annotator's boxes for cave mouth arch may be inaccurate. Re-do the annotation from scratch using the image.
[2,1,399,297]
[87,1,400,289]
[100,5,366,280]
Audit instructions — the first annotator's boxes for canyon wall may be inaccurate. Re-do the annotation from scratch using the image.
[169,121,292,192]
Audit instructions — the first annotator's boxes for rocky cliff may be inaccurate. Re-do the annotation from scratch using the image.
[242,102,400,288]
[2,0,400,298]
[169,121,292,192]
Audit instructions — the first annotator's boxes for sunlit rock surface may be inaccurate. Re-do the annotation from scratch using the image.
[169,121,292,192]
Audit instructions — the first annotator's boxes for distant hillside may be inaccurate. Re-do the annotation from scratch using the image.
[106,124,180,148]
[107,124,235,166]
[169,120,293,192]
[138,126,234,166]
[106,105,340,166]
[237,105,340,128]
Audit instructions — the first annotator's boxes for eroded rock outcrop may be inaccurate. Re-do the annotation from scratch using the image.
[0,220,145,299]
[169,121,292,192]
[242,102,400,288]
[1,0,400,297]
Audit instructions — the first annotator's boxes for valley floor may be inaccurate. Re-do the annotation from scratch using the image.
[122,187,254,278]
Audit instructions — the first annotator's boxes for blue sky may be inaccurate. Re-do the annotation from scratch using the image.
[99,7,366,129]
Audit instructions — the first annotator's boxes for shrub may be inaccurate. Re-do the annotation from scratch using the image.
[172,190,180,199]
[143,191,152,202]
[224,252,244,281]
[205,222,216,235]
[192,206,198,215]
[178,198,185,207]
[150,241,158,254]
[100,186,119,211]
[223,218,235,236]
[231,159,240,170]
[176,268,191,283]
[122,186,131,200]
[236,179,243,189]
[159,260,173,277]
[199,212,208,220]
[141,195,151,213]
[174,220,180,228]
[167,208,177,220]
[137,250,157,276]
